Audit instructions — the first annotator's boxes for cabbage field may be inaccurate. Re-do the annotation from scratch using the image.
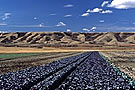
[0,52,135,90]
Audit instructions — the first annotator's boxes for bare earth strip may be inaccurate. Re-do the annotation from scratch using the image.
[100,51,135,79]
[0,52,82,75]
[0,47,135,53]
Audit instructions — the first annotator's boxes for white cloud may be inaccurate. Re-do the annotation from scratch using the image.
[64,15,72,17]
[0,23,7,26]
[101,10,113,14]
[56,22,66,27]
[99,20,105,23]
[107,0,135,9]
[34,17,38,20]
[66,28,71,32]
[2,13,11,20]
[39,23,45,27]
[64,4,74,8]
[10,23,50,28]
[101,1,109,7]
[82,28,90,31]
[0,31,8,33]
[14,23,46,28]
[82,27,97,32]
[91,8,103,13]
[98,25,135,31]
[50,14,56,16]
[91,27,96,31]
[81,13,89,17]
[87,8,103,13]
[86,9,91,13]
[85,8,112,15]
[133,22,135,24]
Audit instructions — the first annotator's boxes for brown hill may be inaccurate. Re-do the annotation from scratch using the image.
[0,32,135,48]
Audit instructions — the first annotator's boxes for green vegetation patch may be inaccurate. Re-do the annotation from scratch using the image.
[0,53,43,59]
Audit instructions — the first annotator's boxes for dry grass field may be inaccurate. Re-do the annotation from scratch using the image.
[0,46,135,53]
[100,51,135,79]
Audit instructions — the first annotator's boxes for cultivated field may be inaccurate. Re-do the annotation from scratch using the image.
[100,51,135,79]
[0,52,81,75]
[0,52,134,89]
[0,46,135,89]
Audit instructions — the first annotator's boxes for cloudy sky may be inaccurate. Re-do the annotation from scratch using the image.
[0,0,135,32]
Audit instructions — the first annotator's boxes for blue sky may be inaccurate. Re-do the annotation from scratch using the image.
[0,0,135,32]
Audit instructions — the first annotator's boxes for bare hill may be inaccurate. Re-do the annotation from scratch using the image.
[0,32,135,47]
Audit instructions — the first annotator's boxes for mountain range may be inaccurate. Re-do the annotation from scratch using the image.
[0,32,135,48]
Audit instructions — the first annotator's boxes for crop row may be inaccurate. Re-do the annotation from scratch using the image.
[0,52,135,90]
[0,52,91,90]
[30,53,90,90]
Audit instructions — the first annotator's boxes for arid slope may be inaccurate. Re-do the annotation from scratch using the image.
[0,32,135,48]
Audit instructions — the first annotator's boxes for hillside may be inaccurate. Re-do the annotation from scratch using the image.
[0,32,135,48]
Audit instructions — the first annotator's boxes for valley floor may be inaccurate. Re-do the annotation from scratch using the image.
[0,46,135,80]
